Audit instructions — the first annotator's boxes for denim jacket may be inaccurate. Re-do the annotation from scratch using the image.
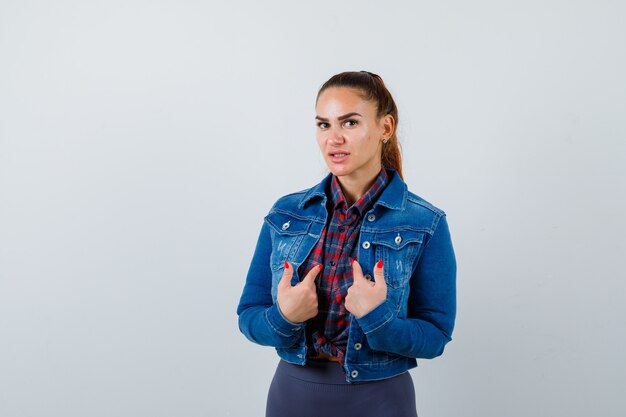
[237,169,456,382]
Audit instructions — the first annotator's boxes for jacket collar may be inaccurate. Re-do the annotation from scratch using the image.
[298,168,407,211]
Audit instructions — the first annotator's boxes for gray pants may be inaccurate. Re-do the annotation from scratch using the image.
[266,359,418,417]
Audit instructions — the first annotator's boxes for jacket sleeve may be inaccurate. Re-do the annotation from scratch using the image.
[355,214,457,359]
[236,220,305,348]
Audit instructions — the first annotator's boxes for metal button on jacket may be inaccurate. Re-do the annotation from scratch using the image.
[367,214,376,222]
[282,221,290,230]
[351,370,359,378]
[394,234,402,245]
[362,241,371,249]
[354,343,362,350]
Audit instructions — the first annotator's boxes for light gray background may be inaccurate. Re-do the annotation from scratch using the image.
[1,1,625,416]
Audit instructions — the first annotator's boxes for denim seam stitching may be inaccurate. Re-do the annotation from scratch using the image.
[268,208,326,223]
[423,213,444,250]
[363,309,394,335]
[406,195,445,216]
[264,308,292,338]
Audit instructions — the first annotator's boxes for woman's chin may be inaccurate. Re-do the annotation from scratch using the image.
[327,166,353,177]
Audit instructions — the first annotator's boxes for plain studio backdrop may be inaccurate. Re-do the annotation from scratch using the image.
[1,1,625,416]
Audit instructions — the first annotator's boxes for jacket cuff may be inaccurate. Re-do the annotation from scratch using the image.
[265,303,305,337]
[355,300,395,335]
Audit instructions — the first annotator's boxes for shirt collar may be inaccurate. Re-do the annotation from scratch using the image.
[298,167,407,211]
[329,167,389,216]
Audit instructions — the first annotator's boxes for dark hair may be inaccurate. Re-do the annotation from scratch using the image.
[316,71,403,180]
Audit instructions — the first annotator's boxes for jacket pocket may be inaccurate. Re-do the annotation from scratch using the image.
[371,229,425,289]
[265,211,313,272]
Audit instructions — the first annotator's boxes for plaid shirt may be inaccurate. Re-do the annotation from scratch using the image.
[298,167,389,365]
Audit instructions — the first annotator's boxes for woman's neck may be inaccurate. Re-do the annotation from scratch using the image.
[336,165,383,207]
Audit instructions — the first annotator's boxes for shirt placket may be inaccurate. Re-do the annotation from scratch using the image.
[328,208,347,300]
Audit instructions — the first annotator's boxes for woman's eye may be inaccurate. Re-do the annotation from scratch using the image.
[317,122,329,129]
[343,119,358,127]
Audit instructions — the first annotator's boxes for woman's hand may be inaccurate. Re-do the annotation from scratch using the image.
[277,261,322,323]
[345,259,387,318]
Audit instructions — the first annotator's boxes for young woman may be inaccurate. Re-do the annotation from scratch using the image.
[237,71,457,417]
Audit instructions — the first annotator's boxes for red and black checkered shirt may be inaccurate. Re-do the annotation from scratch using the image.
[298,167,389,365]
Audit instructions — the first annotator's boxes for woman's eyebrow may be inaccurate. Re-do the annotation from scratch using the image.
[315,112,363,122]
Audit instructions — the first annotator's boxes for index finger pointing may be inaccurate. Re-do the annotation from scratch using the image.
[302,264,323,285]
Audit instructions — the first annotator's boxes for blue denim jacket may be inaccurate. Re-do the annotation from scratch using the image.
[237,169,456,382]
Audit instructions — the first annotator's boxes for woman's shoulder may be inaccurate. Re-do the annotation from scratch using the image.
[270,188,311,209]
[397,190,450,237]
[267,175,331,213]
[385,168,447,218]
[404,189,447,217]
[262,183,326,232]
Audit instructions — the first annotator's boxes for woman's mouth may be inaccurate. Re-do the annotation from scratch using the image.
[329,152,350,163]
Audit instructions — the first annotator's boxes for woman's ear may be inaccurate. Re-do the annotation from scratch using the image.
[381,114,395,139]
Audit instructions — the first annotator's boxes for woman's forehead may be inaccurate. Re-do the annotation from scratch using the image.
[316,87,376,117]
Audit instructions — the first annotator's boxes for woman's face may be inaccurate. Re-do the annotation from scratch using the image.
[315,87,392,182]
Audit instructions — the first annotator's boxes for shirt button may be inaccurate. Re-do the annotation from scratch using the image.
[351,370,359,378]
[354,343,362,350]
[367,214,376,222]
[329,260,336,266]
[362,241,371,249]
[394,234,402,245]
[282,221,290,230]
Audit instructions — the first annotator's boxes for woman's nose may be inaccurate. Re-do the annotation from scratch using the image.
[329,129,345,145]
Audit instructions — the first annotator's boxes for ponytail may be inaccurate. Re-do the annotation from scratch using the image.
[382,134,402,180]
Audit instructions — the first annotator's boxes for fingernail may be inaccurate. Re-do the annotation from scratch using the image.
[377,259,383,268]
[349,257,354,265]
[318,264,323,269]
[284,261,289,269]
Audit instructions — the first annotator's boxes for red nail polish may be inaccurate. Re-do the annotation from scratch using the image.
[318,264,323,269]
[377,259,384,268]
[284,261,289,269]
